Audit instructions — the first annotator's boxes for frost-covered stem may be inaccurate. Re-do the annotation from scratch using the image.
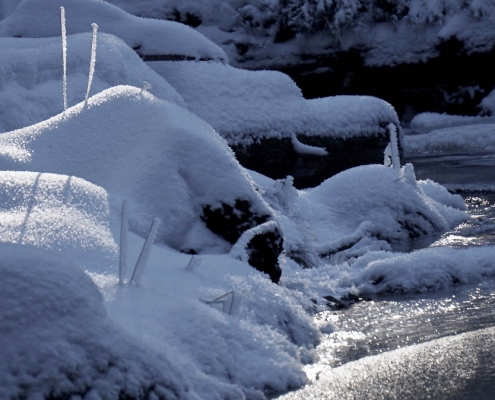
[60,7,67,111]
[388,123,401,170]
[119,200,128,285]
[85,23,98,107]
[130,218,161,286]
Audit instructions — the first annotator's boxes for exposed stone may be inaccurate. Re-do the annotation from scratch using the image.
[231,126,397,189]
[201,199,283,283]
[201,199,271,244]
[246,228,283,283]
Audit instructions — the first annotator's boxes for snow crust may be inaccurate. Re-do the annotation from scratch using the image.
[0,0,227,62]
[0,33,186,133]
[149,61,399,145]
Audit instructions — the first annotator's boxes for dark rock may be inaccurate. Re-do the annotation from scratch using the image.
[201,199,283,283]
[246,228,283,283]
[201,199,271,244]
[231,125,398,189]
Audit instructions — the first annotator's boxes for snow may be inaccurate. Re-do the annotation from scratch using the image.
[406,122,495,153]
[149,60,399,145]
[0,33,186,133]
[0,0,228,62]
[0,85,273,253]
[1,1,493,397]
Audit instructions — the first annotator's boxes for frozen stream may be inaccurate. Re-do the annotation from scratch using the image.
[278,150,495,399]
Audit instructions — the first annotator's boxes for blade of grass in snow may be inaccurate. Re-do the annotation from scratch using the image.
[130,218,161,286]
[85,23,98,107]
[60,7,67,111]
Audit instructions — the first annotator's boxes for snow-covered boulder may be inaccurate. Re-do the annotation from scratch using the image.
[0,85,283,281]
[150,60,402,187]
[249,164,468,277]
[0,33,186,133]
[0,243,195,399]
[0,0,227,62]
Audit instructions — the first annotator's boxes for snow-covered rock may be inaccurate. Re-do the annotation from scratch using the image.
[0,85,284,281]
[0,0,227,62]
[0,33,186,133]
[150,60,401,187]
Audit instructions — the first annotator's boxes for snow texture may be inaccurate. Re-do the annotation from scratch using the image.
[0,243,198,399]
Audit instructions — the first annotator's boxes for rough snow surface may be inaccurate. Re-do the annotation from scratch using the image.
[0,0,227,62]
[0,243,199,399]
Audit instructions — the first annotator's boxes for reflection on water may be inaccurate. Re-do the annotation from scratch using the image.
[433,193,495,247]
[307,279,495,378]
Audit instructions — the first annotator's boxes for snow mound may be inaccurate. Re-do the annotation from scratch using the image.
[306,164,467,244]
[0,33,186,133]
[0,171,119,272]
[0,243,197,399]
[0,0,227,62]
[150,61,399,145]
[0,85,273,253]
[249,163,468,295]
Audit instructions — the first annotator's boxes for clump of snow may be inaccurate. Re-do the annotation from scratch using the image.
[0,169,319,399]
[0,33,186,133]
[149,61,400,145]
[0,85,272,254]
[0,0,227,62]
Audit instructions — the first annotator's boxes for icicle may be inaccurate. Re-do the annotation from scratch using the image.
[119,200,128,285]
[85,23,98,107]
[60,7,67,111]
[388,123,401,170]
